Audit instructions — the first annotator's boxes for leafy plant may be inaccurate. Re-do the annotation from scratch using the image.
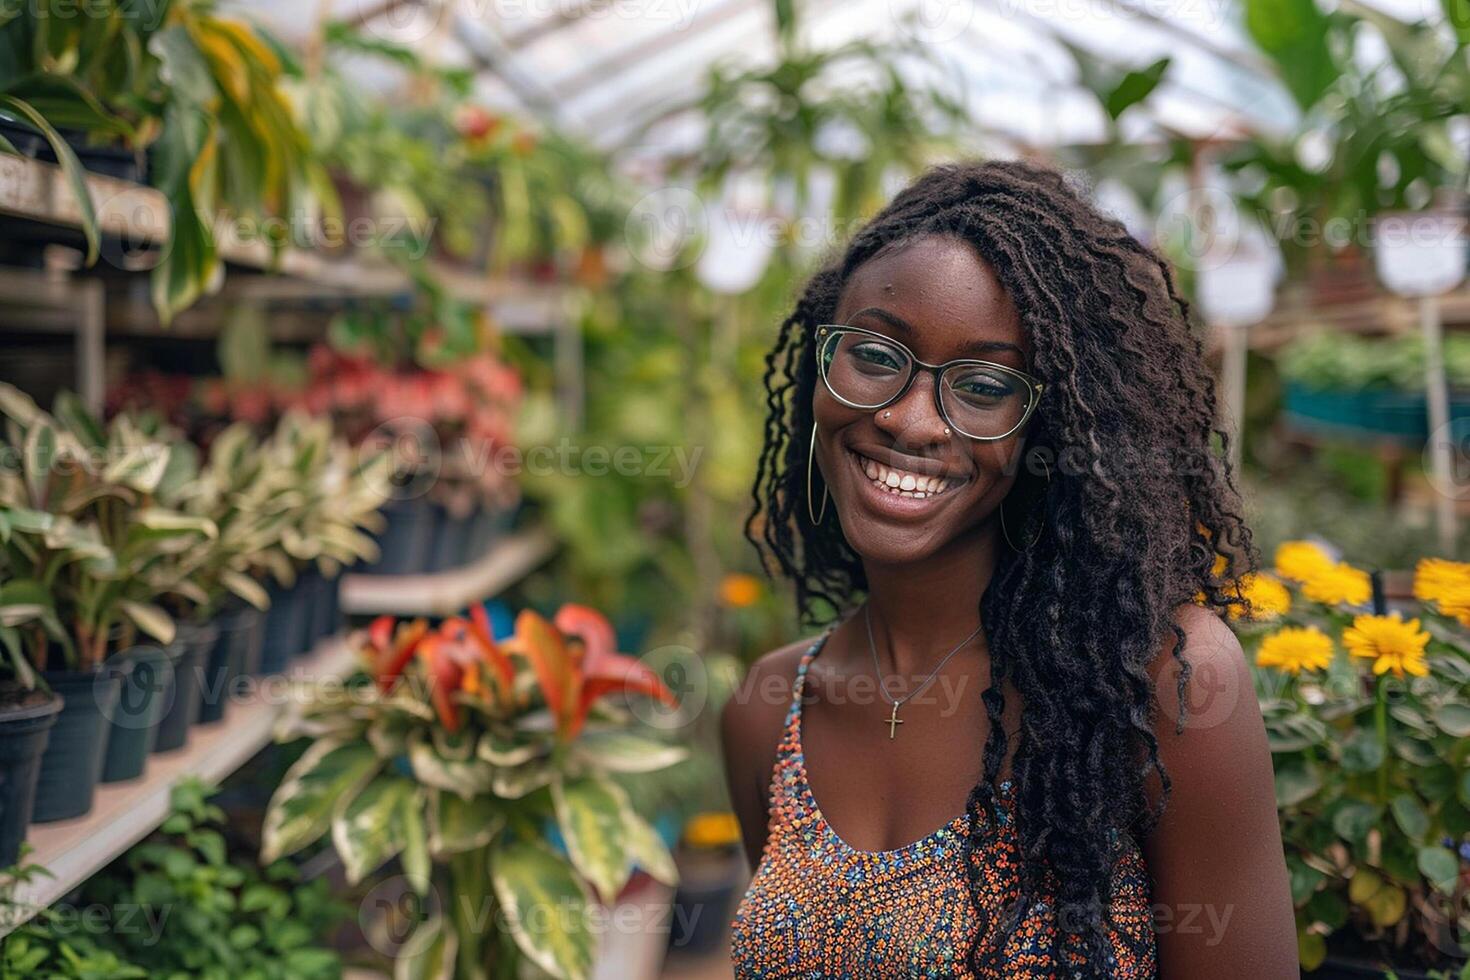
[1226,0,1470,277]
[0,0,334,322]
[1279,330,1470,393]
[81,779,345,979]
[262,603,683,979]
[1233,543,1470,970]
[0,384,218,674]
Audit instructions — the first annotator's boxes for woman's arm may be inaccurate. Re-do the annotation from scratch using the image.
[1142,604,1298,978]
[720,642,807,870]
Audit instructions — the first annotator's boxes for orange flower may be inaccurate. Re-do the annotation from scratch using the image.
[720,573,763,608]
[503,605,676,740]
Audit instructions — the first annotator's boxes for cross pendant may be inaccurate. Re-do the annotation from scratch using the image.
[884,702,904,740]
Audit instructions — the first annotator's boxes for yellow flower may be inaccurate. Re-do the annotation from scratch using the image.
[1299,562,1372,607]
[1414,557,1470,626]
[1256,626,1334,674]
[1274,540,1336,583]
[1211,553,1229,578]
[719,573,762,609]
[684,811,742,849]
[1343,613,1430,679]
[1230,574,1292,621]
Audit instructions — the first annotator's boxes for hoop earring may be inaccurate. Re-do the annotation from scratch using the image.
[1000,451,1050,550]
[807,425,829,526]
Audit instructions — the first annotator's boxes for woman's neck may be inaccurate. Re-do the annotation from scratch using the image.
[860,522,999,675]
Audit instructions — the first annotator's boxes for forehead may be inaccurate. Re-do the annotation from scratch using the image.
[832,235,1029,363]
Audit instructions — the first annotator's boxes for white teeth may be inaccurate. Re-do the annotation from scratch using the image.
[857,454,956,499]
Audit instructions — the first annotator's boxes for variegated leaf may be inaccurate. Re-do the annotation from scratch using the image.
[262,739,380,863]
[552,776,631,903]
[490,840,594,980]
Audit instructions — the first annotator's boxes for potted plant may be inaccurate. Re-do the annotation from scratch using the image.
[262,602,684,979]
[0,385,220,818]
[0,581,62,866]
[1232,540,1470,976]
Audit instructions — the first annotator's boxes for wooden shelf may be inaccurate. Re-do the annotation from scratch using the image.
[340,527,557,618]
[0,154,575,327]
[0,635,357,937]
[0,153,169,244]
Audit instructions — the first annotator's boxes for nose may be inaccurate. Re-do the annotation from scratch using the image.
[873,372,951,450]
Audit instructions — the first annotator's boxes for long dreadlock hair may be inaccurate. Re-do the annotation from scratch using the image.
[745,159,1253,973]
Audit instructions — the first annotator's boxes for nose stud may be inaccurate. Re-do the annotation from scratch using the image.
[882,411,892,419]
[944,427,952,436]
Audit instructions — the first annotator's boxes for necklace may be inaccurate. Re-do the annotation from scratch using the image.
[864,603,983,740]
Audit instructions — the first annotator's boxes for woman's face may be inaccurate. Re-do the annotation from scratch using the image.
[812,234,1034,566]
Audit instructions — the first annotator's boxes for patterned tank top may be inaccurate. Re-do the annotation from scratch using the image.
[729,633,1158,978]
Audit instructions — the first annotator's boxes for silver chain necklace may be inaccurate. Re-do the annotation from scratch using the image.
[865,603,984,740]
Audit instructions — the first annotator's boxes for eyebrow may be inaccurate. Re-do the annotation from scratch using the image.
[848,307,1025,358]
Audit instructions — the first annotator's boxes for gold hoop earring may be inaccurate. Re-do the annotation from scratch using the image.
[1000,451,1050,550]
[807,425,829,526]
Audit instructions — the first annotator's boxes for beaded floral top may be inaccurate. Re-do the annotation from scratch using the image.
[729,633,1158,978]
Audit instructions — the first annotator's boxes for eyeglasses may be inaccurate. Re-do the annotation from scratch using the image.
[814,325,1044,441]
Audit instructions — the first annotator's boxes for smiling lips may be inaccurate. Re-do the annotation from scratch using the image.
[855,452,961,499]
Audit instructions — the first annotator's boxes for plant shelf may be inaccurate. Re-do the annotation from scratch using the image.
[0,154,574,325]
[0,152,169,244]
[340,526,557,618]
[0,635,357,938]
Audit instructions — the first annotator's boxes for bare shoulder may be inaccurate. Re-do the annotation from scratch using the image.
[1143,602,1269,812]
[720,636,816,759]
[721,636,821,868]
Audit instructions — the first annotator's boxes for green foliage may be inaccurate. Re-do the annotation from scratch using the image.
[1278,330,1470,393]
[263,609,683,980]
[1226,2,1470,276]
[1240,564,1470,969]
[79,779,345,980]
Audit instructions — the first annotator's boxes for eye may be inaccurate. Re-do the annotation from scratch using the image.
[846,341,906,373]
[947,368,1018,407]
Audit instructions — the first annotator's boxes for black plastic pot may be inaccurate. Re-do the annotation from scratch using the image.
[0,117,48,160]
[196,601,263,725]
[32,665,127,823]
[321,573,341,640]
[667,849,745,955]
[258,580,308,675]
[0,688,62,866]
[0,114,147,182]
[369,497,434,575]
[425,504,470,573]
[100,645,179,783]
[306,570,337,644]
[153,620,215,753]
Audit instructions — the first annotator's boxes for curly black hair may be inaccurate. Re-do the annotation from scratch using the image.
[745,158,1254,974]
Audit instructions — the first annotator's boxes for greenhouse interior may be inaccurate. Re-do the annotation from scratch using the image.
[1,0,1469,977]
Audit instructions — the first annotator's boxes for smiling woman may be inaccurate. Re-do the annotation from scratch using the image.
[723,160,1298,978]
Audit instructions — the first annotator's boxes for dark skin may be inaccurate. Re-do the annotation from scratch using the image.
[722,235,1297,977]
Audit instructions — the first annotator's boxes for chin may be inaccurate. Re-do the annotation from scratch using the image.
[828,445,986,564]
